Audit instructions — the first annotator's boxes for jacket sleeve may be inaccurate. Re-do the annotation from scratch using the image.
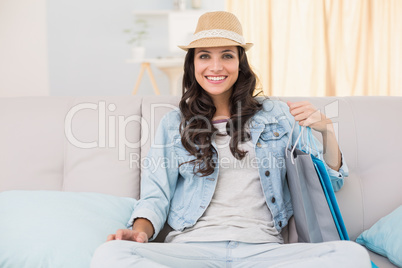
[126,112,180,240]
[277,101,349,192]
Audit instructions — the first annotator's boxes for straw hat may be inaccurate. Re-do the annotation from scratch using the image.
[178,11,253,51]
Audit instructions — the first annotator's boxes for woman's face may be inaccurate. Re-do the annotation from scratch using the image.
[194,46,239,101]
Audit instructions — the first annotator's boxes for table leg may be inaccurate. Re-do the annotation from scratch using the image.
[132,63,147,95]
[145,63,161,95]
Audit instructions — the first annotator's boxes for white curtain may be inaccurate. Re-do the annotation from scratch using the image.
[226,0,402,96]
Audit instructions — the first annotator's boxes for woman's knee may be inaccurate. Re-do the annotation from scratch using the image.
[333,240,371,267]
[336,241,368,255]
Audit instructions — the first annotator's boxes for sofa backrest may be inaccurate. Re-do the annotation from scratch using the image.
[1,95,401,241]
[0,96,143,199]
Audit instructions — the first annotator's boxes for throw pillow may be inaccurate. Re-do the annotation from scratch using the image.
[0,190,137,268]
[356,205,402,267]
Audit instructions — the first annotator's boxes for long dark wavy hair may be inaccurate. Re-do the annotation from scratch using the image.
[179,46,263,177]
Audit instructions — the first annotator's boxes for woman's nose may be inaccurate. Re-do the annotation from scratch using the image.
[209,58,223,72]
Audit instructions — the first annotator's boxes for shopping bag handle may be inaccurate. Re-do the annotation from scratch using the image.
[285,120,297,155]
[286,121,322,163]
[306,126,322,160]
[286,121,305,164]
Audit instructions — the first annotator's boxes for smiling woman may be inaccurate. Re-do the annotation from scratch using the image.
[90,11,371,268]
[178,43,260,177]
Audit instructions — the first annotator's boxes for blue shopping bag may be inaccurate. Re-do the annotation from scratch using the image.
[306,127,349,241]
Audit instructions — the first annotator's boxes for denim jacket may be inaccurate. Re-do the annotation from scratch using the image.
[128,98,349,240]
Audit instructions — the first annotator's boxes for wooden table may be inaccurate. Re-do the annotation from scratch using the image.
[127,58,184,95]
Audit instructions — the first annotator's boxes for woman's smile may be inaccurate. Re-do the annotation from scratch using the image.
[205,75,228,83]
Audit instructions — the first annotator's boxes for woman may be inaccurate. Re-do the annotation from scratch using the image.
[91,11,370,267]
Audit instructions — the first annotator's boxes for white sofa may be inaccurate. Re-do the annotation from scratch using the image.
[0,95,401,268]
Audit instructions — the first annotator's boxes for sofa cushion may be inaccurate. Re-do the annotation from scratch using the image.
[345,97,402,233]
[368,251,399,268]
[0,190,136,268]
[63,97,142,199]
[356,205,402,267]
[0,97,71,191]
[0,96,143,199]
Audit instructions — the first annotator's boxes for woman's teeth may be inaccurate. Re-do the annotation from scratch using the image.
[206,76,226,81]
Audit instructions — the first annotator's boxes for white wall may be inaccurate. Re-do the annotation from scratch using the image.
[46,0,224,96]
[0,0,224,97]
[0,0,50,97]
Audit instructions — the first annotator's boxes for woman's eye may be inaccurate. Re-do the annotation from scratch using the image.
[199,54,209,59]
[223,54,234,59]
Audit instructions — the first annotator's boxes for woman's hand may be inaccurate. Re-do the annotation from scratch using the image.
[287,101,333,133]
[287,100,342,171]
[106,218,154,243]
[107,229,149,243]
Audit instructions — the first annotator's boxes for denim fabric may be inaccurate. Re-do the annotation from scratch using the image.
[129,98,348,240]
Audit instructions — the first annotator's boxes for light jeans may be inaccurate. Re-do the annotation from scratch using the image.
[90,240,371,268]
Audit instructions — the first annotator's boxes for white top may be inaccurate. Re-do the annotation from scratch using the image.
[165,121,283,244]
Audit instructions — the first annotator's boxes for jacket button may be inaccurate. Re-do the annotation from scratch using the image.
[271,197,276,203]
[273,132,279,137]
[257,142,262,148]
[265,170,270,176]
[279,221,282,227]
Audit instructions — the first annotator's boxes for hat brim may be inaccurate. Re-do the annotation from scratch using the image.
[178,37,253,52]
